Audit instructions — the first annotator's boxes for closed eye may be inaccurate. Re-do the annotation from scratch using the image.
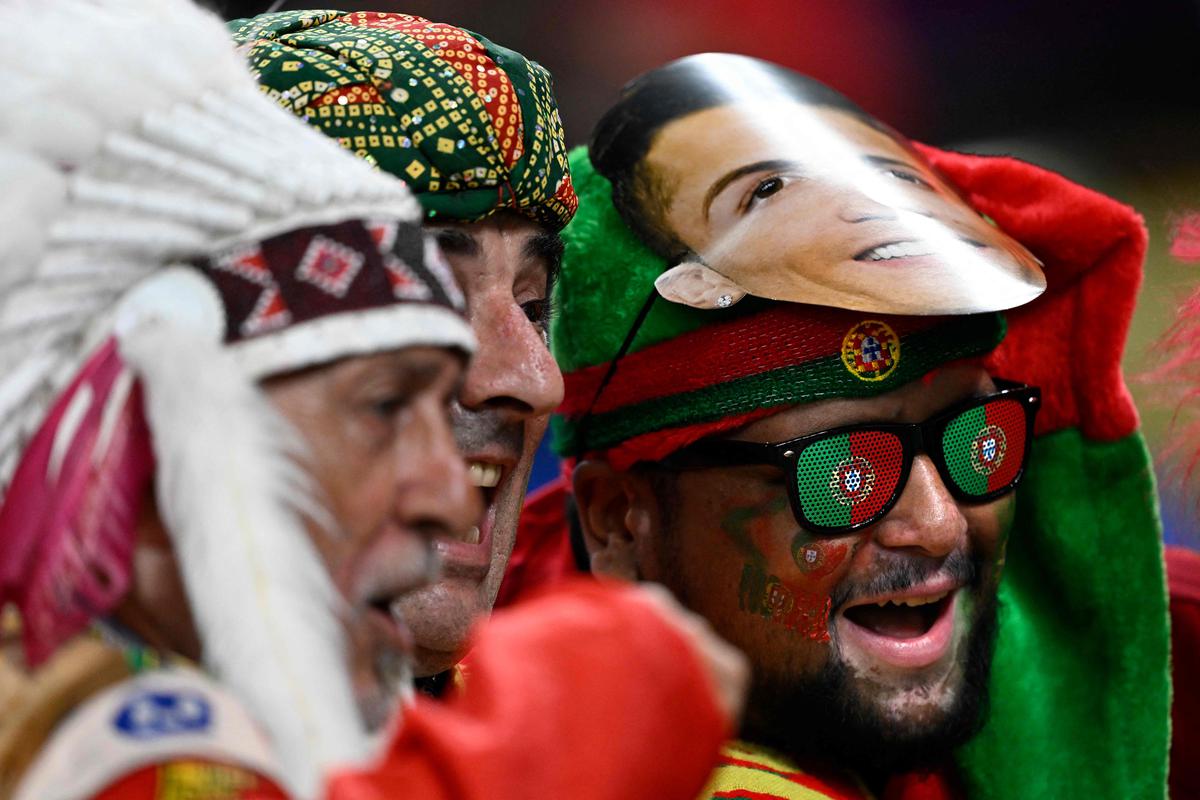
[884,167,932,190]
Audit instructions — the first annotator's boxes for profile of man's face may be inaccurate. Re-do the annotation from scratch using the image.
[264,346,481,727]
[632,102,1042,315]
[395,213,565,679]
[581,365,1013,775]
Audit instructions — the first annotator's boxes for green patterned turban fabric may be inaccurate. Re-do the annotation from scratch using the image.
[231,10,577,230]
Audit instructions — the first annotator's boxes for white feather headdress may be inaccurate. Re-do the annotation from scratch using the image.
[0,1,473,795]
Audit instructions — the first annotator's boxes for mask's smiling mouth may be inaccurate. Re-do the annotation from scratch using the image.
[854,240,938,262]
[854,237,989,263]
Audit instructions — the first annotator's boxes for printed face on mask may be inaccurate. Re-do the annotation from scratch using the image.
[638,102,1044,315]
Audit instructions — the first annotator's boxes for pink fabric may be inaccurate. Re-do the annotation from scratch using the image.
[0,338,154,665]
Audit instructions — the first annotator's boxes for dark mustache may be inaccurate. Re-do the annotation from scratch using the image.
[830,549,977,612]
[450,402,523,457]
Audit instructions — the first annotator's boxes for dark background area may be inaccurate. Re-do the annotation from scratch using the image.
[215,0,1200,156]
[216,0,1200,542]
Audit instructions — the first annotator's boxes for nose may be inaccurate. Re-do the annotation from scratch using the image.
[871,455,966,558]
[838,192,898,224]
[458,295,564,422]
[395,399,483,542]
[837,195,937,225]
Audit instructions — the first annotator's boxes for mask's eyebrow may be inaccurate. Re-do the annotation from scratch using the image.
[863,154,920,171]
[703,158,798,220]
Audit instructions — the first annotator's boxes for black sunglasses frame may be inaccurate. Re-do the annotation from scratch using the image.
[659,380,1041,536]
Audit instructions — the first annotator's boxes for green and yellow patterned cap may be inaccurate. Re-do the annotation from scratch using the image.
[231,10,577,229]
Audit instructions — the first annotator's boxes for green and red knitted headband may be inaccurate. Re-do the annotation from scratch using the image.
[231,10,577,230]
[552,148,1005,469]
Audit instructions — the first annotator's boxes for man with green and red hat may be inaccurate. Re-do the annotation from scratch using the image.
[228,9,579,689]
[533,53,1171,798]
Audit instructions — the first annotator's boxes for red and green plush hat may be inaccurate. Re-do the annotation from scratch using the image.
[230,10,577,230]
[550,152,1006,467]
[550,146,1168,798]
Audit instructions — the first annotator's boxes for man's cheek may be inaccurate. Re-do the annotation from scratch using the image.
[738,527,858,644]
[738,562,835,643]
[980,495,1016,575]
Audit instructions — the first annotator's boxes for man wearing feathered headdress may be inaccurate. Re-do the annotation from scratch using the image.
[0,3,745,799]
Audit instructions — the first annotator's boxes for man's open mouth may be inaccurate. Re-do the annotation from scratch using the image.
[468,461,503,490]
[428,456,512,578]
[836,585,960,670]
[842,590,951,638]
[464,458,510,546]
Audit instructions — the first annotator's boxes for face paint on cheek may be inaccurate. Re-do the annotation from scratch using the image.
[738,563,832,642]
[722,497,848,643]
[720,494,789,561]
[790,536,850,580]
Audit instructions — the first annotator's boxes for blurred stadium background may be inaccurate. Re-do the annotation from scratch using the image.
[217,0,1200,547]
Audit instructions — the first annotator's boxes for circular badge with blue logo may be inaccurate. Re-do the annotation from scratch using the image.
[830,456,876,506]
[113,689,212,739]
[970,424,1007,476]
[841,320,900,382]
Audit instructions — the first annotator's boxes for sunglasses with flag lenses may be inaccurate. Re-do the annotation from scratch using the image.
[660,380,1041,536]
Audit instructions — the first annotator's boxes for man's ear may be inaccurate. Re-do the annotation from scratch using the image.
[654,260,748,309]
[572,460,660,582]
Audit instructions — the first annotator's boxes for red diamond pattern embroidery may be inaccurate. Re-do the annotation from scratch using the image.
[213,244,292,336]
[295,236,365,298]
[423,239,465,309]
[366,220,398,253]
[385,256,434,301]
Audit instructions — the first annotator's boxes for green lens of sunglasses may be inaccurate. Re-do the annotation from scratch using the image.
[795,429,906,529]
[941,397,1027,497]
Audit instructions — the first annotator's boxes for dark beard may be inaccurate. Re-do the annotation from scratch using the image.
[739,585,999,783]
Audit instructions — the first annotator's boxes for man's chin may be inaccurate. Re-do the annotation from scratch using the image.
[741,590,999,779]
[393,578,487,678]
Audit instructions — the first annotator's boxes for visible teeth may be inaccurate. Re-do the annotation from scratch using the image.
[468,461,501,488]
[864,241,935,261]
[464,526,481,545]
[873,590,949,608]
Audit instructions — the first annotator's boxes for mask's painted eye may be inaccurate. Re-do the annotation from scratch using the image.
[885,168,933,189]
[753,176,782,200]
[751,176,785,202]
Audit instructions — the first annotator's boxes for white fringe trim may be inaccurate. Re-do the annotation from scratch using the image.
[120,320,372,798]
[232,304,476,380]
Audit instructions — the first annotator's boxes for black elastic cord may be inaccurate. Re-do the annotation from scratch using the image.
[573,287,659,457]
